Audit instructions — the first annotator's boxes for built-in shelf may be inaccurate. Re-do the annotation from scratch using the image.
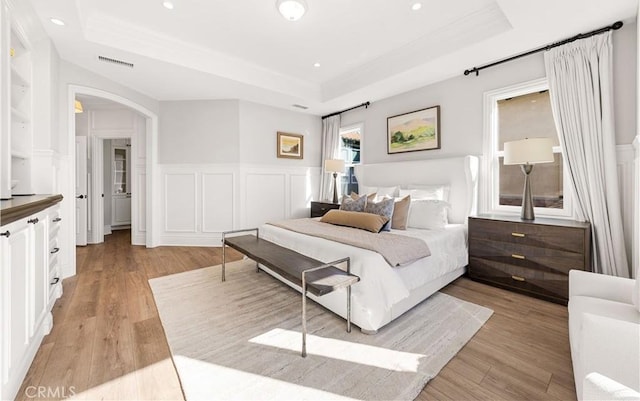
[11,150,30,159]
[10,66,29,88]
[11,107,30,123]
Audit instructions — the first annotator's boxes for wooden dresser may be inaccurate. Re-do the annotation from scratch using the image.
[468,214,591,304]
[310,201,340,218]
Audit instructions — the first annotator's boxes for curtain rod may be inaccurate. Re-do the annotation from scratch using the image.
[463,21,623,77]
[321,101,370,120]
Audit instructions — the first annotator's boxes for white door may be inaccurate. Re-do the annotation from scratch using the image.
[90,137,104,244]
[75,136,88,246]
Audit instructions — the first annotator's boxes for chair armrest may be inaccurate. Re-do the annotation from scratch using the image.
[569,270,635,304]
[583,372,640,400]
[581,314,640,398]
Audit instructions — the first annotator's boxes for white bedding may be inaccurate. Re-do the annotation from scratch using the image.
[259,222,468,332]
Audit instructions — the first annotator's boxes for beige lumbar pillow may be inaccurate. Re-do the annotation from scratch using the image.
[320,210,389,233]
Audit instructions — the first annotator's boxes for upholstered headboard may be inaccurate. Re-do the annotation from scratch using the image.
[353,155,480,224]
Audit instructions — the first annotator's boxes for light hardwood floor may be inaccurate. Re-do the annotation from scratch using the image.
[17,230,576,400]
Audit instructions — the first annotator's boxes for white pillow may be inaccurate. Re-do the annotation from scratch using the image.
[399,186,447,201]
[407,184,450,201]
[407,199,450,229]
[360,185,399,198]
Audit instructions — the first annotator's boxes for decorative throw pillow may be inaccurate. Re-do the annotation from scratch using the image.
[390,195,411,230]
[407,199,450,229]
[364,197,395,232]
[320,210,389,233]
[350,192,377,203]
[359,185,399,198]
[340,194,366,212]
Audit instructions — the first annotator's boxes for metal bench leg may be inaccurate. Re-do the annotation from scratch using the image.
[347,258,352,333]
[301,284,307,357]
[221,237,226,282]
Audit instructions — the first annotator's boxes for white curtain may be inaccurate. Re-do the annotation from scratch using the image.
[544,32,629,277]
[319,115,342,201]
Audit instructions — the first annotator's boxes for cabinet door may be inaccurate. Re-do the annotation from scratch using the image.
[31,213,48,336]
[1,222,30,393]
[112,195,132,226]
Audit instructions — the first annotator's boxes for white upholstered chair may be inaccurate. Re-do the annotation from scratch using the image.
[568,269,640,400]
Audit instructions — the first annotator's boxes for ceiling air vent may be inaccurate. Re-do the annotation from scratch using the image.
[292,104,308,110]
[98,55,134,68]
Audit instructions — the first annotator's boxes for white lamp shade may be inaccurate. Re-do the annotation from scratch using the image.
[503,138,554,165]
[325,159,345,173]
[277,0,307,21]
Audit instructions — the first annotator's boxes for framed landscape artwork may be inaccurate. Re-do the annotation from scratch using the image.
[387,105,441,154]
[277,132,304,159]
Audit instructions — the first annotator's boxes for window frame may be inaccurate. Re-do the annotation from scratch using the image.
[481,78,574,218]
[339,123,363,167]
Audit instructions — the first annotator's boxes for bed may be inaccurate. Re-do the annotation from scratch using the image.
[258,155,479,333]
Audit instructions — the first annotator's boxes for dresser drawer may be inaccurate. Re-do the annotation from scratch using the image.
[469,217,585,254]
[469,238,586,274]
[469,257,568,302]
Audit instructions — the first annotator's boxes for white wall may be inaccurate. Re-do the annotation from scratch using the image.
[238,100,322,166]
[156,99,322,245]
[159,100,240,164]
[341,22,637,162]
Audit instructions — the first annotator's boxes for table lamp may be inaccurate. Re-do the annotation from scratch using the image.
[325,159,345,204]
[503,137,554,220]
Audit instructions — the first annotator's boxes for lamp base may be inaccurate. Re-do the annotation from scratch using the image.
[520,164,534,220]
[332,172,339,204]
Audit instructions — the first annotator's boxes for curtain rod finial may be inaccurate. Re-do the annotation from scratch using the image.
[612,21,623,30]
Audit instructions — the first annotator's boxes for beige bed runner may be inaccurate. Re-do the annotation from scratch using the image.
[268,218,431,267]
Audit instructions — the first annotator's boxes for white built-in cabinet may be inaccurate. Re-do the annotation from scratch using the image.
[111,139,131,227]
[0,201,63,400]
[0,0,34,199]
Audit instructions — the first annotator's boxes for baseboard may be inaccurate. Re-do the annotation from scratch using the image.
[159,234,223,247]
[111,224,131,231]
[104,225,112,235]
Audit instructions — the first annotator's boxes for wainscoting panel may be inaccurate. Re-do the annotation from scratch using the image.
[245,173,286,228]
[164,173,197,233]
[202,173,234,233]
[159,164,320,246]
[290,173,313,219]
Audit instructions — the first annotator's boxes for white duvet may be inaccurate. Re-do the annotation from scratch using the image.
[259,223,468,331]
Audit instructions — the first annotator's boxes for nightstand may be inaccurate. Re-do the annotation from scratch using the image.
[468,214,592,304]
[310,201,340,218]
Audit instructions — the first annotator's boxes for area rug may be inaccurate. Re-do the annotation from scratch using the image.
[149,260,493,401]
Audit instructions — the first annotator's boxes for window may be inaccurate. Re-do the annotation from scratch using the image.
[483,78,572,217]
[338,124,362,196]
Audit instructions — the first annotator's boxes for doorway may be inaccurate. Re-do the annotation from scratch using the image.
[74,94,146,246]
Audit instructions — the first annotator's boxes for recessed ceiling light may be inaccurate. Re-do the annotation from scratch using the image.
[313,62,320,68]
[277,0,307,21]
[50,18,65,26]
[411,3,422,11]
[162,1,174,10]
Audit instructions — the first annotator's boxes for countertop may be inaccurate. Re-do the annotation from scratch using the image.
[1,194,63,226]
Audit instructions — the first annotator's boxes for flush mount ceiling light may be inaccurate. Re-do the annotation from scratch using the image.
[313,62,320,67]
[277,0,307,21]
[412,2,422,11]
[50,18,65,26]
[162,1,174,10]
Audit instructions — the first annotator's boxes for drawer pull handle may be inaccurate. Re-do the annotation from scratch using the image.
[50,247,60,254]
[511,232,525,238]
[50,277,60,285]
[0,230,9,238]
[28,218,39,224]
[511,254,525,260]
[511,275,526,282]
[53,217,62,222]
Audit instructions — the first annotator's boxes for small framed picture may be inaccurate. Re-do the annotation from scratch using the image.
[277,132,304,159]
[387,105,441,154]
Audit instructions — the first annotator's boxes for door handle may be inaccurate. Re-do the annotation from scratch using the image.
[0,230,9,237]
[76,195,84,199]
[50,247,60,254]
[53,217,62,222]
